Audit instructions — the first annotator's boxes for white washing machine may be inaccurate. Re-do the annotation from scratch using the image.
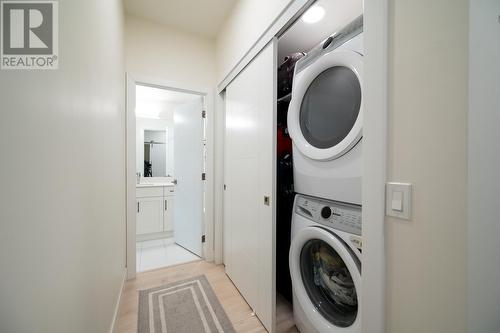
[288,17,363,204]
[290,194,362,333]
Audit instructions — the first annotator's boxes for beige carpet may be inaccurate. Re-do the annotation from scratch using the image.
[138,275,236,333]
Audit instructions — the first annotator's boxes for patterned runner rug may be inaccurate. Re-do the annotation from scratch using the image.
[138,275,236,333]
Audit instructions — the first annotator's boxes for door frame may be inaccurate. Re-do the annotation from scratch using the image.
[126,74,215,279]
[213,1,388,332]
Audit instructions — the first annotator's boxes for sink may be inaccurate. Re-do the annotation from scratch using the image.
[137,182,174,187]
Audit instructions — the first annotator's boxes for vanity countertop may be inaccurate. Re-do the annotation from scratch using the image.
[136,182,175,188]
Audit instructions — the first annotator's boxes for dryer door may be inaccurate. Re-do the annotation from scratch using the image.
[288,50,363,161]
[289,226,361,332]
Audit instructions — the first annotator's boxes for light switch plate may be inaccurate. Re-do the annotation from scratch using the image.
[391,191,403,211]
[386,182,412,220]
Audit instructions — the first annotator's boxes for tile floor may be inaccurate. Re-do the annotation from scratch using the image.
[136,237,200,272]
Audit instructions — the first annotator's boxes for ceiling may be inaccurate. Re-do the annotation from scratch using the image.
[124,0,237,39]
[278,0,363,61]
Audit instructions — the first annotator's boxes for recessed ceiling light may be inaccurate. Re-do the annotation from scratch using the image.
[301,5,325,24]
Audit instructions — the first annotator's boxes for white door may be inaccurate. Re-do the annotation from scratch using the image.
[173,97,204,257]
[224,41,276,331]
[136,197,164,234]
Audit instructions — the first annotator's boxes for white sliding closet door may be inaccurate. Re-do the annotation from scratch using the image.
[224,41,276,332]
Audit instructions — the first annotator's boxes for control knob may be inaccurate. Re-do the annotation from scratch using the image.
[321,206,332,219]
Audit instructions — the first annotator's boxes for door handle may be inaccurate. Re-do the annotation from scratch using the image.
[165,199,167,211]
[137,202,140,213]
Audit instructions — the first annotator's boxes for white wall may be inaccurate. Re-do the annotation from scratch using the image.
[468,1,500,332]
[386,1,468,332]
[125,14,216,88]
[215,0,293,82]
[0,1,126,332]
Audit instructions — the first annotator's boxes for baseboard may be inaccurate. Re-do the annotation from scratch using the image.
[109,268,127,333]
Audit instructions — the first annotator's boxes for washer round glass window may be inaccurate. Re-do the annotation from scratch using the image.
[299,66,361,149]
[300,238,358,327]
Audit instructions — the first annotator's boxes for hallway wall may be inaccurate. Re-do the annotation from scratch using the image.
[386,1,468,332]
[215,0,293,82]
[125,14,216,88]
[0,1,126,332]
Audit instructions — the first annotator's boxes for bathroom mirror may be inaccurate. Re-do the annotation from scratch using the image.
[136,118,174,178]
[143,129,168,177]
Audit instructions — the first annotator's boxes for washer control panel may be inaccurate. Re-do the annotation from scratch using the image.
[295,194,362,236]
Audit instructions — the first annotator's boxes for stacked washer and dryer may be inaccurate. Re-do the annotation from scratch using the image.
[287,16,364,333]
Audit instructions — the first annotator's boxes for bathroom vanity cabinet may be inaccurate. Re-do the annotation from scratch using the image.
[136,185,175,237]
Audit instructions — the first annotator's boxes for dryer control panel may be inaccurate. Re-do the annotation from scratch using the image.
[295,195,362,236]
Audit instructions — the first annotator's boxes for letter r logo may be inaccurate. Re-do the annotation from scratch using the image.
[1,1,54,55]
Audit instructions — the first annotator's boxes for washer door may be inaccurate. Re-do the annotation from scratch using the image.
[288,50,363,161]
[290,226,361,331]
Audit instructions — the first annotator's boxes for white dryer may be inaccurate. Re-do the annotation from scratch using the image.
[288,17,363,204]
[290,194,362,333]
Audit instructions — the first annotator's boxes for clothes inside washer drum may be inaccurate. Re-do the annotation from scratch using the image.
[300,239,359,326]
[313,245,357,307]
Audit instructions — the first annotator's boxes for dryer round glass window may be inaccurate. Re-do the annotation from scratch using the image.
[300,238,358,327]
[299,66,361,149]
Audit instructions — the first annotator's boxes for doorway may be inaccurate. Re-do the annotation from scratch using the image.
[274,1,363,328]
[215,0,388,332]
[126,79,209,277]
